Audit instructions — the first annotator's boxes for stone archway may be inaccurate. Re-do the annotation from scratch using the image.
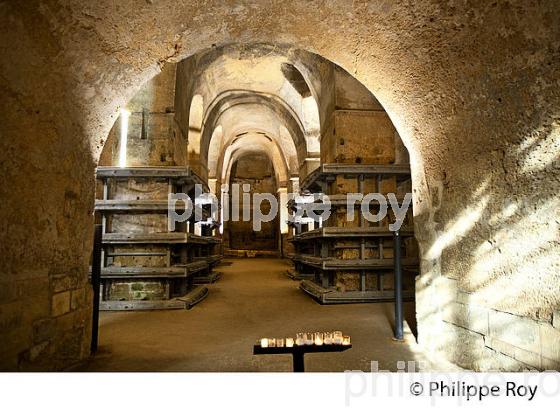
[1,2,558,371]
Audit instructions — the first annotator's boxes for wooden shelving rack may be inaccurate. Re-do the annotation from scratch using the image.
[287,164,419,304]
[94,166,222,310]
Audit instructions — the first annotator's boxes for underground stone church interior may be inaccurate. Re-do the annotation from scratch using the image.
[0,1,559,372]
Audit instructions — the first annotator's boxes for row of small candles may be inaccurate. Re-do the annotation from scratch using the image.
[259,331,350,348]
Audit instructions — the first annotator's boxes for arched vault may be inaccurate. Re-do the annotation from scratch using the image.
[202,91,305,172]
[219,132,290,188]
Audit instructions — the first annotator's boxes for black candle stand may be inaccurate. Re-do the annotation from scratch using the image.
[253,343,352,372]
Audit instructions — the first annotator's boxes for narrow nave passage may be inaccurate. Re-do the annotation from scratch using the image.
[83,259,453,372]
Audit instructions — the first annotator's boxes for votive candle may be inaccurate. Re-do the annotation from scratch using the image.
[333,331,343,345]
[305,332,314,345]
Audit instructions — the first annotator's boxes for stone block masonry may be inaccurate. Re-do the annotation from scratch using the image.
[0,272,93,371]
[438,280,560,371]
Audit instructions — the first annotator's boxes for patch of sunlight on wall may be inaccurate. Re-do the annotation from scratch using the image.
[518,121,559,173]
[302,95,320,153]
[188,94,204,156]
[467,195,560,313]
[426,194,489,260]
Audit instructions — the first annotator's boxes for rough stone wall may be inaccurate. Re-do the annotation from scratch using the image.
[100,64,186,167]
[1,1,558,371]
[320,67,397,165]
[334,66,384,111]
[227,154,278,251]
[321,111,397,164]
[174,57,203,174]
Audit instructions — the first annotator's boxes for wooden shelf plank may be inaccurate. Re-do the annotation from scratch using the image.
[100,286,209,311]
[192,270,222,284]
[291,254,419,270]
[100,266,188,279]
[300,280,415,304]
[288,194,409,209]
[100,259,215,278]
[194,255,223,265]
[96,166,193,178]
[176,260,209,273]
[95,199,210,217]
[301,163,412,191]
[292,227,414,241]
[102,232,220,245]
[95,166,208,191]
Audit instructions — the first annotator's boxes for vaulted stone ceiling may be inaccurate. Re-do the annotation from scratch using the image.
[175,44,324,186]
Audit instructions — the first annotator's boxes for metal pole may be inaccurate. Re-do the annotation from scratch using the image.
[393,230,404,341]
[292,352,305,372]
[91,224,102,353]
